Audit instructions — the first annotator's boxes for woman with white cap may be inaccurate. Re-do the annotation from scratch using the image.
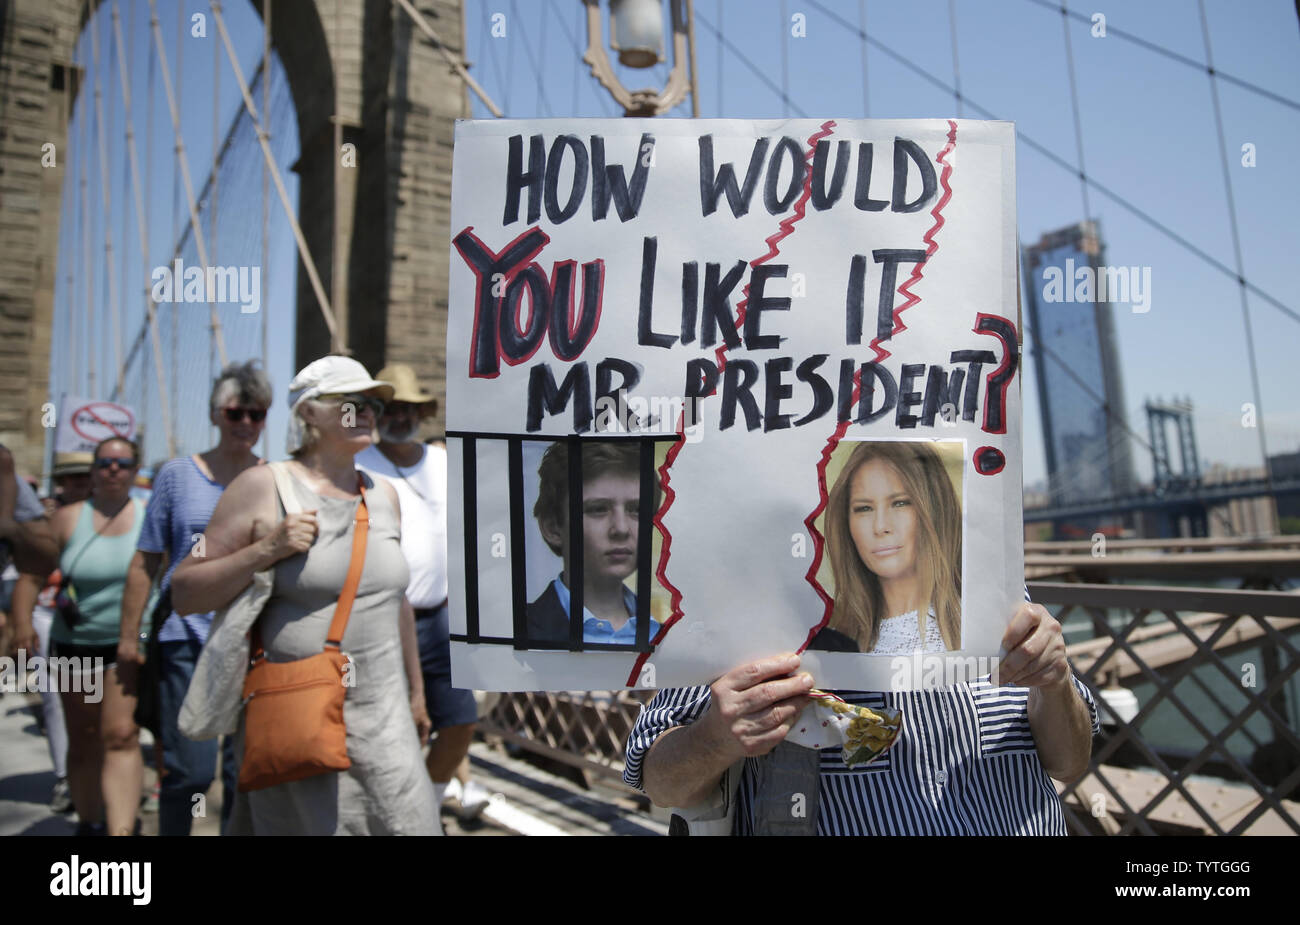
[171,356,438,835]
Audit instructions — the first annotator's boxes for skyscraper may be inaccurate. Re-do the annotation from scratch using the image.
[1022,221,1136,531]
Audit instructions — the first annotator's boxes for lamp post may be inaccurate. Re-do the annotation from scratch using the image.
[582,0,699,117]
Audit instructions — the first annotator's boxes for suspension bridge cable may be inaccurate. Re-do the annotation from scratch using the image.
[947,0,962,117]
[148,0,230,369]
[478,1,509,116]
[110,0,175,456]
[1060,0,1092,223]
[716,0,723,115]
[780,0,789,118]
[260,0,272,458]
[77,35,94,397]
[504,0,517,114]
[1023,0,1300,114]
[1197,0,1270,477]
[536,0,549,115]
[803,0,1300,328]
[545,0,615,117]
[212,6,223,404]
[693,7,807,116]
[89,13,122,397]
[857,0,869,116]
[209,0,340,352]
[508,0,553,116]
[393,0,503,117]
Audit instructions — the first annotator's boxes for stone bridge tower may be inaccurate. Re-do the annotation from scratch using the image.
[0,0,468,473]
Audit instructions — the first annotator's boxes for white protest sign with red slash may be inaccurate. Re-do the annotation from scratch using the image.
[56,395,138,454]
[446,118,1021,692]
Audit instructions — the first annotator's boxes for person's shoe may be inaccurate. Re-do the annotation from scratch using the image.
[50,778,72,814]
[441,777,462,807]
[456,779,492,821]
[140,782,159,814]
[73,820,107,836]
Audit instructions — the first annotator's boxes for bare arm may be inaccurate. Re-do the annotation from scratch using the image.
[7,572,42,655]
[1028,674,1093,782]
[642,654,814,808]
[1000,602,1093,782]
[0,448,58,576]
[118,551,162,662]
[171,466,317,615]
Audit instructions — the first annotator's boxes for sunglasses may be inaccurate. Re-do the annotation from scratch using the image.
[94,456,137,471]
[319,393,385,417]
[222,407,267,423]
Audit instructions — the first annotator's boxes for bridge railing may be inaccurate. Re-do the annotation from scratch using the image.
[479,582,1300,832]
[1031,581,1300,835]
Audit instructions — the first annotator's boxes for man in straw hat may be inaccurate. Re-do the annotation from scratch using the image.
[355,363,492,822]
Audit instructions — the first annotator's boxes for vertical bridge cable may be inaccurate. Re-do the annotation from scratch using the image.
[948,0,962,117]
[212,4,222,405]
[716,0,723,115]
[857,0,869,116]
[1061,1,1093,222]
[260,0,272,457]
[147,0,229,371]
[111,0,176,457]
[1197,0,1271,483]
[209,0,340,353]
[77,33,93,397]
[780,0,789,118]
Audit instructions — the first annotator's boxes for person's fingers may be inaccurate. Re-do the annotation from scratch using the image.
[720,654,801,694]
[735,692,812,736]
[729,672,815,717]
[1016,655,1070,689]
[999,602,1042,654]
[1001,616,1061,686]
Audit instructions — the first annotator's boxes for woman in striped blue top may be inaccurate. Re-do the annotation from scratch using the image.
[627,595,1099,835]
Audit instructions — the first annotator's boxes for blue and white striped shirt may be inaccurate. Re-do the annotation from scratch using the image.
[625,675,1099,835]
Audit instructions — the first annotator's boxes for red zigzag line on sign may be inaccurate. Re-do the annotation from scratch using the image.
[798,120,959,654]
[625,119,838,689]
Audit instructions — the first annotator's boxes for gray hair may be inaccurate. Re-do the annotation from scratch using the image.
[289,402,322,459]
[211,360,273,416]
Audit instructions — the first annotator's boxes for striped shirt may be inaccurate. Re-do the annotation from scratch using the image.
[625,676,1099,835]
[624,596,1101,835]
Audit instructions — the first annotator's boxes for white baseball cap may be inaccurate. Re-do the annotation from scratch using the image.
[286,356,393,454]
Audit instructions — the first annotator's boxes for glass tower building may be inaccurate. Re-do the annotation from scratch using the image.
[1022,221,1136,532]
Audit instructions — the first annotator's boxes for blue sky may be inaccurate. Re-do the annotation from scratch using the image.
[54,0,1300,488]
[461,0,1300,487]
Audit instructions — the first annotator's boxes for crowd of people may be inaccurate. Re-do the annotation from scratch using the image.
[1,352,1096,838]
[1,357,490,836]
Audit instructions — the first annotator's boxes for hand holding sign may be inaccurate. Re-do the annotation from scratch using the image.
[703,653,815,760]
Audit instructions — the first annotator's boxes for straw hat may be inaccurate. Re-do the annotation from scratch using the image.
[51,452,94,478]
[375,363,436,406]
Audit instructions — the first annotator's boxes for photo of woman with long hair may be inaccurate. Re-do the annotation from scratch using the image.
[812,440,963,654]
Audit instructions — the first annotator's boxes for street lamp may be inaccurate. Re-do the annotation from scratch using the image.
[582,0,699,117]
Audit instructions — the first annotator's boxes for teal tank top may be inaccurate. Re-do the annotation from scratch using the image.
[51,498,147,647]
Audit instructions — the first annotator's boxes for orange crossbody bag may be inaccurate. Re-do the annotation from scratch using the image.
[236,468,368,792]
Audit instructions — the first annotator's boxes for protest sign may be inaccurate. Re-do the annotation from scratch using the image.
[446,118,1021,691]
[56,395,137,454]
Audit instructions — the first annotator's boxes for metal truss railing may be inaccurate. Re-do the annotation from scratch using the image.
[480,582,1300,832]
[1032,581,1300,835]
